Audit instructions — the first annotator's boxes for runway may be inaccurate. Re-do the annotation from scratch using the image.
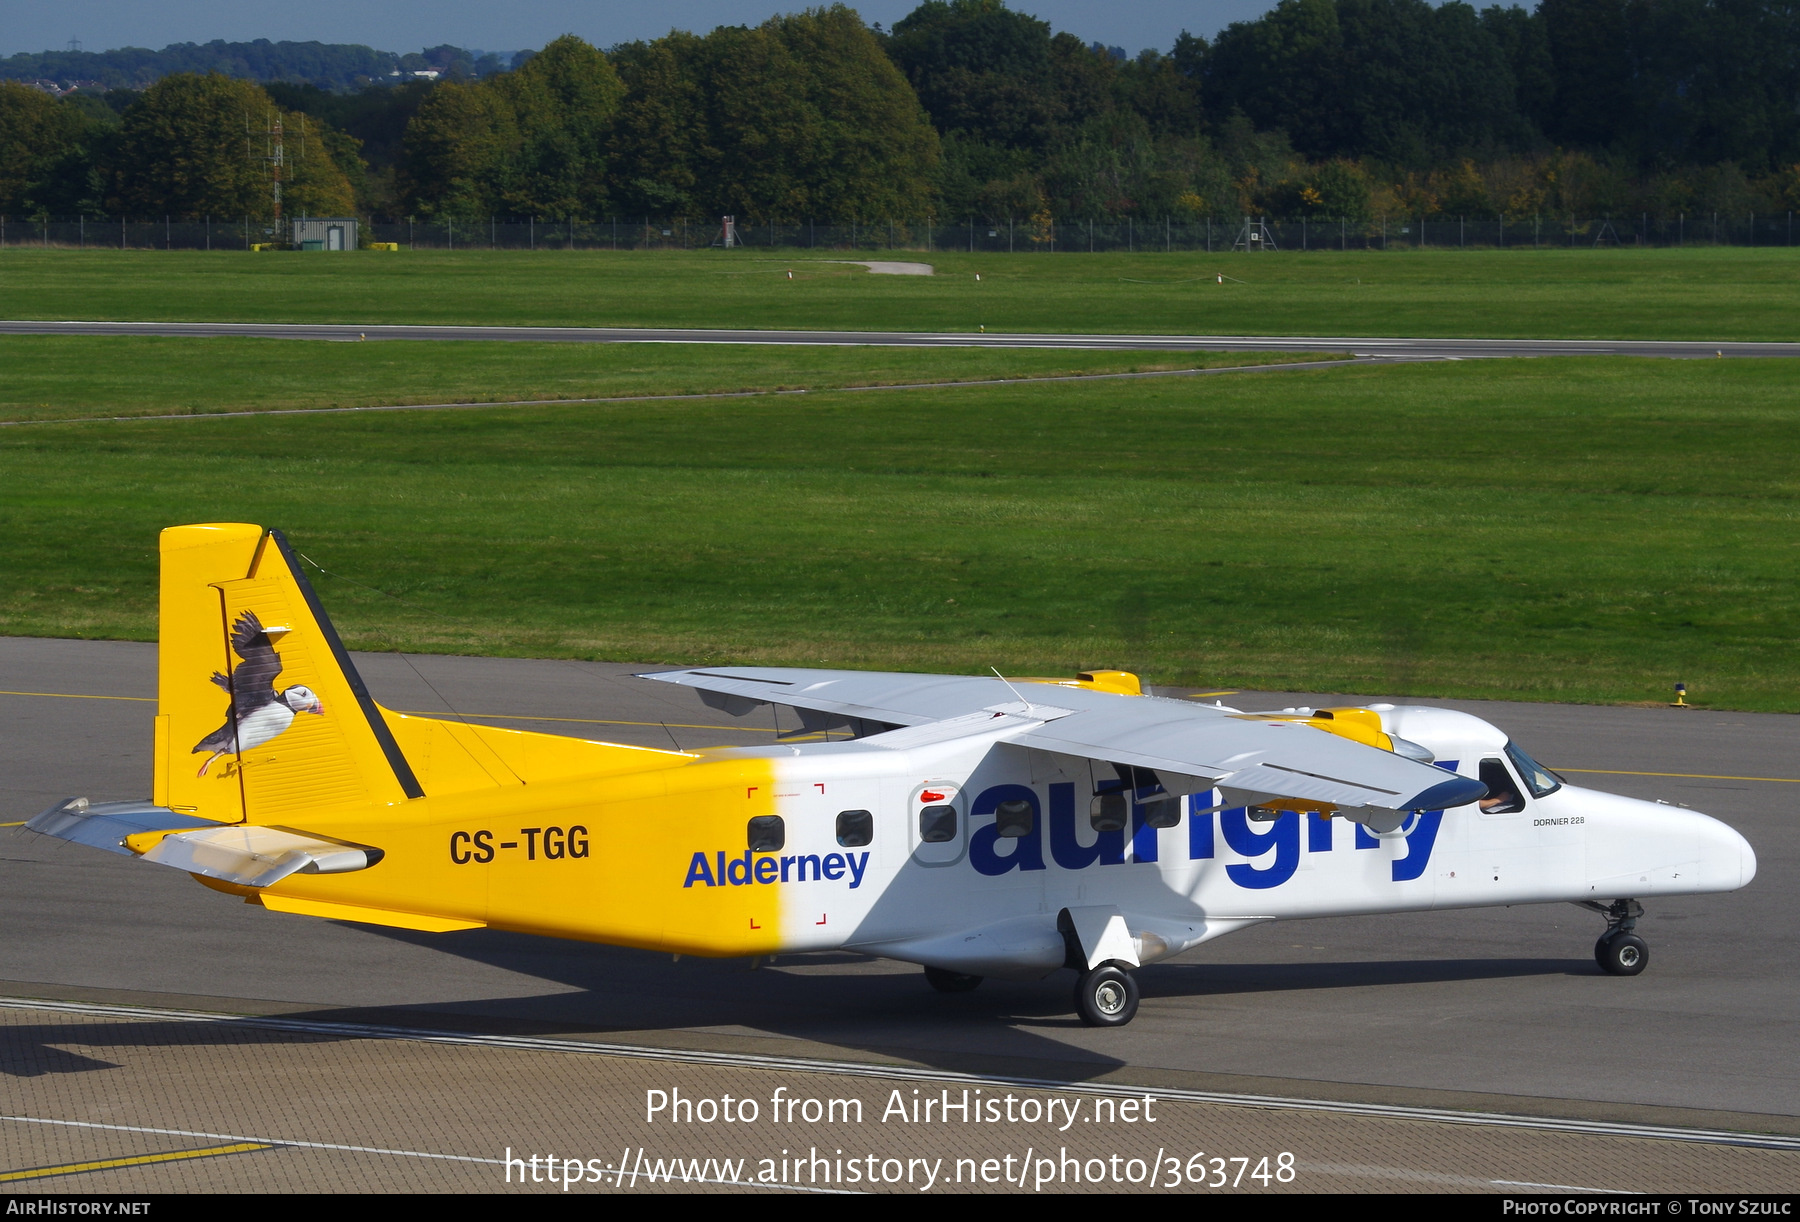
[5,318,1800,358]
[3,637,1796,1192]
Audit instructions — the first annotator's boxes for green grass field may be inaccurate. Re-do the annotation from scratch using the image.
[3,246,1799,339]
[0,336,1313,422]
[5,353,1798,710]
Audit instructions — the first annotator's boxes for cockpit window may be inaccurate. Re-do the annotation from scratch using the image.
[1478,759,1524,813]
[1505,740,1563,798]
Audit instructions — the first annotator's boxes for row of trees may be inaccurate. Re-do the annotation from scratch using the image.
[890,0,1800,220]
[403,14,939,221]
[1201,0,1800,171]
[3,0,1799,225]
[0,76,356,218]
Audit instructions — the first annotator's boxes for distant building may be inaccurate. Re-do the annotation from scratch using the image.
[292,218,358,250]
[27,79,107,95]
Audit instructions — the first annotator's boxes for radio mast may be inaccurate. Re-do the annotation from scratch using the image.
[270,115,284,229]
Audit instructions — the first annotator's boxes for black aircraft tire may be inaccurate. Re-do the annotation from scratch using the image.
[1074,963,1140,1027]
[1593,932,1614,970]
[924,966,983,994]
[1597,932,1649,977]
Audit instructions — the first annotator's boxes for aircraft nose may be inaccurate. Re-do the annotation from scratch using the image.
[1691,808,1757,889]
[1721,819,1757,888]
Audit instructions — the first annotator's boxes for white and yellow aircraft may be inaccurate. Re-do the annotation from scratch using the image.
[29,524,1758,1026]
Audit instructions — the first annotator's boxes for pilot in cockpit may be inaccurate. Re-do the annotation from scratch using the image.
[1478,758,1525,813]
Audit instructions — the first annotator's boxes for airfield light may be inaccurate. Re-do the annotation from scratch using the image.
[1672,682,1689,707]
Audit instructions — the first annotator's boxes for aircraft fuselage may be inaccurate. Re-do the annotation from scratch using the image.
[259,712,1755,980]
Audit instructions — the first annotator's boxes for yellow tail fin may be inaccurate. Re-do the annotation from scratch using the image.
[153,524,424,823]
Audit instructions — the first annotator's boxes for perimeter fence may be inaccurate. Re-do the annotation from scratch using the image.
[6,213,1800,252]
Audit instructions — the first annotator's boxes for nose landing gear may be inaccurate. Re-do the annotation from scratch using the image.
[1596,930,1649,975]
[1580,899,1649,976]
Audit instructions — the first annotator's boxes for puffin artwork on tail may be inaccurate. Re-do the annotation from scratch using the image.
[193,609,325,777]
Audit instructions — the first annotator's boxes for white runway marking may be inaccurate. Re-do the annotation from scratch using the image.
[1,1112,502,1165]
[831,261,934,276]
[1302,1163,1625,1192]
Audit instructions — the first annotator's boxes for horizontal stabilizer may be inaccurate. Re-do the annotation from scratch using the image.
[26,798,221,857]
[141,824,384,888]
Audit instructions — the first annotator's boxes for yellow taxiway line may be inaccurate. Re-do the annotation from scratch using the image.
[0,1141,271,1182]
[1553,767,1800,784]
[0,689,153,702]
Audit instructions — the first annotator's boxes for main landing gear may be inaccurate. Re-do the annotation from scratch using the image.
[1580,898,1649,977]
[921,961,1143,1026]
[1073,963,1140,1027]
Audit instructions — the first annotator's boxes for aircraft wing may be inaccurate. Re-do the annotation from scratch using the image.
[641,666,975,727]
[1004,706,1473,812]
[641,667,1483,813]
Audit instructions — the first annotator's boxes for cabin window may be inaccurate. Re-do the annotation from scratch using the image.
[994,798,1034,838]
[1089,792,1127,831]
[836,809,873,847]
[919,804,957,843]
[747,815,785,852]
[1141,796,1181,828]
[1477,759,1525,814]
[1505,741,1563,798]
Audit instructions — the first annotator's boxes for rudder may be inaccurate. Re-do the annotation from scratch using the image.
[154,524,423,824]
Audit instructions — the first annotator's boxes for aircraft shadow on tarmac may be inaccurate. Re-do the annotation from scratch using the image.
[1145,956,1597,997]
[350,925,1598,1032]
[0,929,1594,1083]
